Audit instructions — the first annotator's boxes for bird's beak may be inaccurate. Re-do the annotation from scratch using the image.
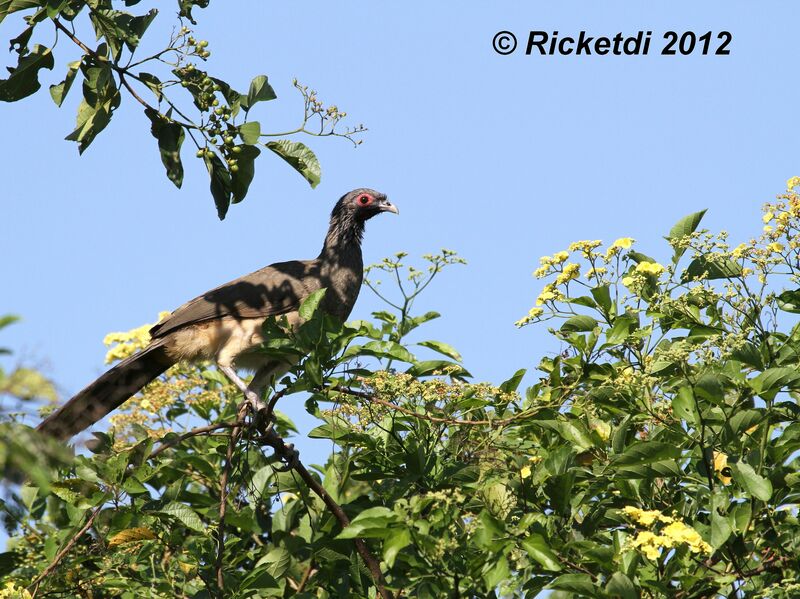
[379,199,399,215]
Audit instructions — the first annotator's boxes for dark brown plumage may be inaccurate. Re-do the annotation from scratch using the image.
[38,188,397,441]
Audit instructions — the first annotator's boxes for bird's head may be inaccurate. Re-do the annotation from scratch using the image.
[333,188,398,222]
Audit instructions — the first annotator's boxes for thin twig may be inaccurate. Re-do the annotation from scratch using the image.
[295,560,316,593]
[29,505,102,596]
[215,403,248,596]
[150,422,236,459]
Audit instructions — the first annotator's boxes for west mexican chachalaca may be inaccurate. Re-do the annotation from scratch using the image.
[37,188,397,441]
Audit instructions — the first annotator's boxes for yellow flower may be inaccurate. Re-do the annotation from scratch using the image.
[768,242,785,253]
[611,237,634,250]
[731,243,749,258]
[763,211,774,223]
[533,265,550,278]
[634,261,666,276]
[585,267,607,279]
[568,240,602,253]
[661,521,712,554]
[713,452,732,485]
[629,530,663,560]
[0,582,32,599]
[552,251,570,264]
[536,291,555,305]
[514,307,544,328]
[787,176,800,191]
[763,225,773,233]
[741,267,753,276]
[556,263,580,285]
[621,276,635,288]
[520,465,532,479]
[621,506,672,526]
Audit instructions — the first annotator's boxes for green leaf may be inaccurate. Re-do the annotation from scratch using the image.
[416,340,461,361]
[483,555,510,589]
[161,501,205,532]
[266,140,321,188]
[682,255,743,282]
[750,367,800,395]
[777,289,800,313]
[731,461,772,501]
[0,0,40,25]
[667,209,707,261]
[230,145,260,203]
[591,284,612,314]
[672,385,700,425]
[499,368,526,393]
[239,120,261,145]
[606,572,637,599]
[137,71,162,101]
[0,552,22,578]
[299,288,327,321]
[382,528,411,568]
[255,547,291,578]
[612,441,681,466]
[145,108,184,188]
[522,533,562,571]
[605,315,635,346]
[337,506,396,539]
[0,314,20,330]
[65,97,116,154]
[0,44,54,102]
[49,59,79,107]
[244,74,276,110]
[538,420,594,451]
[561,315,598,333]
[360,340,416,363]
[203,152,232,219]
[710,492,732,549]
[549,573,598,595]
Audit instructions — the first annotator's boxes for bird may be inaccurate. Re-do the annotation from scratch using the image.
[37,188,398,442]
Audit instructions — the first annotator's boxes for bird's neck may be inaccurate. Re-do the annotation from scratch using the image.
[319,213,365,264]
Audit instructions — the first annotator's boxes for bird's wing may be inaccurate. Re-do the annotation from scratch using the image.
[150,259,318,339]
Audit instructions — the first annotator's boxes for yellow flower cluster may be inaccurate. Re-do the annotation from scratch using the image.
[634,261,666,276]
[606,237,635,258]
[787,176,800,191]
[103,311,172,364]
[622,506,712,560]
[514,306,545,328]
[555,262,581,285]
[585,266,607,280]
[0,582,32,599]
[568,240,603,253]
[534,251,571,278]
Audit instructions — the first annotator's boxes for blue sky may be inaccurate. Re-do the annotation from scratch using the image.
[2,1,799,462]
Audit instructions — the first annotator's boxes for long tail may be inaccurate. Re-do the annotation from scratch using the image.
[37,342,174,441]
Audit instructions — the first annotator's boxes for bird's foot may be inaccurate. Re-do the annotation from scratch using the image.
[217,364,269,414]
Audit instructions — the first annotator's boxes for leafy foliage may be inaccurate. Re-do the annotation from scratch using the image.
[0,1,366,218]
[6,180,800,597]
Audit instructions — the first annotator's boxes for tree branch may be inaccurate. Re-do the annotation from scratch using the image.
[29,505,102,596]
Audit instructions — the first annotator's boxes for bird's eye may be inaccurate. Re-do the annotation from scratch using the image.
[358,194,373,205]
